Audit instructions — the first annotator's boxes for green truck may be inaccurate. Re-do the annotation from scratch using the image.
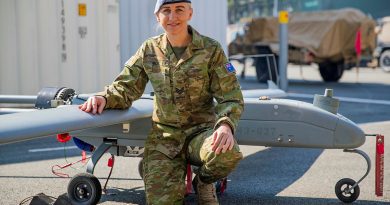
[229,8,376,82]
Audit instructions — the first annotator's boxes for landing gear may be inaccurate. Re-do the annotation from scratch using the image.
[334,149,370,203]
[67,141,113,204]
[335,178,360,203]
[68,173,102,205]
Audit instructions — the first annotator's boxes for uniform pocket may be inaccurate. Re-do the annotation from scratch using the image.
[146,124,186,159]
[146,61,170,98]
[186,66,209,108]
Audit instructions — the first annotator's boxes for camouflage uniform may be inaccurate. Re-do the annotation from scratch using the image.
[97,26,244,205]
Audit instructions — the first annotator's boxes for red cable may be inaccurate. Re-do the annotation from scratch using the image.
[103,155,115,194]
[52,156,91,178]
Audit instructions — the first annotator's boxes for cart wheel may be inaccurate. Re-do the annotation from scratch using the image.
[216,178,227,194]
[68,173,102,205]
[335,178,360,203]
[138,159,144,179]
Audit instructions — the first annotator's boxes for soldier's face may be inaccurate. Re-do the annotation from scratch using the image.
[156,3,193,35]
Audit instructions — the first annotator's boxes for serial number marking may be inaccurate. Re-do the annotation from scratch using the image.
[237,126,276,137]
[378,154,384,193]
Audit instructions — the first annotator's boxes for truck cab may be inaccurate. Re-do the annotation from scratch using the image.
[375,16,390,72]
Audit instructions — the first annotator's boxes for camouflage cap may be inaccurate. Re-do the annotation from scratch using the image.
[154,0,191,14]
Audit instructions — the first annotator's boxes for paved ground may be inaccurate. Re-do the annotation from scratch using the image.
[1,63,389,204]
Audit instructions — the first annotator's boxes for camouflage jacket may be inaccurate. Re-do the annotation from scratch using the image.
[97,26,244,158]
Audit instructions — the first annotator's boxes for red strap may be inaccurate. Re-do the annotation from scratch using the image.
[219,178,227,194]
[186,163,192,195]
[375,134,384,197]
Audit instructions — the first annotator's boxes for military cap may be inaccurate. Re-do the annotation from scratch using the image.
[154,0,192,14]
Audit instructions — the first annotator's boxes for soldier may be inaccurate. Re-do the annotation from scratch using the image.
[79,0,244,204]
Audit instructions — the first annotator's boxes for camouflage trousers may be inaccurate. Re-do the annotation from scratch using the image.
[142,128,243,205]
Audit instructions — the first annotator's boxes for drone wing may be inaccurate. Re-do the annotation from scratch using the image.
[0,98,153,145]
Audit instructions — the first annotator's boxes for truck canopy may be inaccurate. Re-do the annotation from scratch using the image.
[230,8,376,63]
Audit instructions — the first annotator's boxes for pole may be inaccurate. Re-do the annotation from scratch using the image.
[273,0,278,17]
[279,10,288,91]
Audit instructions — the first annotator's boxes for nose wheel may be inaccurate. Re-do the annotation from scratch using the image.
[334,149,370,203]
[68,173,102,205]
[335,178,360,203]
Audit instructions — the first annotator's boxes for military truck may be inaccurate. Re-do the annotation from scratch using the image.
[229,8,376,82]
[375,16,390,72]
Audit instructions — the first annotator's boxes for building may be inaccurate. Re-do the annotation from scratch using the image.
[0,0,227,95]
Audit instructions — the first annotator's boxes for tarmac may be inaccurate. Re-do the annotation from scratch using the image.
[0,64,389,204]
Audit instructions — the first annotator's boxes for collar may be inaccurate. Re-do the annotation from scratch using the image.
[156,25,204,53]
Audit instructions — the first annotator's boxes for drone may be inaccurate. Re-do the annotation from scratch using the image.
[0,86,382,204]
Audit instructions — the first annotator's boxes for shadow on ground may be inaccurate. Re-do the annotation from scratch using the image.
[96,147,388,204]
[99,147,330,205]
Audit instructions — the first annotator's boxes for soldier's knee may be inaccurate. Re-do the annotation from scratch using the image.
[217,147,243,169]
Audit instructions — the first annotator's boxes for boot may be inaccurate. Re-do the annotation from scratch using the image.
[192,175,219,205]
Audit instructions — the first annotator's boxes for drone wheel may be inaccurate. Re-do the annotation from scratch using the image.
[68,173,102,205]
[335,178,360,203]
[138,159,144,179]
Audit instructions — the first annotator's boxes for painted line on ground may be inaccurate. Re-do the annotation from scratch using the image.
[288,93,390,106]
[28,146,78,153]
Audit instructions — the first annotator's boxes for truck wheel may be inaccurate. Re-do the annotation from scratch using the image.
[379,50,390,72]
[254,56,279,83]
[318,61,344,82]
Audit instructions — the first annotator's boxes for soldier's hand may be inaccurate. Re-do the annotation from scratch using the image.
[211,123,234,155]
[79,96,106,115]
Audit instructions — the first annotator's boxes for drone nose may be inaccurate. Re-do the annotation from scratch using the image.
[333,115,365,148]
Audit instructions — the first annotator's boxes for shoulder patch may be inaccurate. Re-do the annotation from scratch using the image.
[225,62,236,73]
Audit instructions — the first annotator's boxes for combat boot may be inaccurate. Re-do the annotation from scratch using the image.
[192,175,219,205]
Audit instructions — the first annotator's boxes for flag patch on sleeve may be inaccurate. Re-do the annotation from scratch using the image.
[225,62,236,73]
